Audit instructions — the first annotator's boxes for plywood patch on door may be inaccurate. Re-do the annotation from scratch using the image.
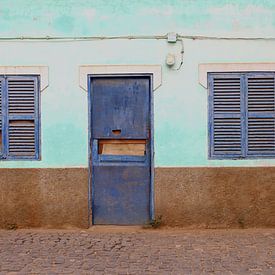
[98,139,146,156]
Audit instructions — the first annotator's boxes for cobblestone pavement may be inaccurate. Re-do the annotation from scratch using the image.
[0,228,274,274]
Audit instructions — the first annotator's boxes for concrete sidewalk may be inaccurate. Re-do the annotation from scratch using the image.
[0,227,274,274]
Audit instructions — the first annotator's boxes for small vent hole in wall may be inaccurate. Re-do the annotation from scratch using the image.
[112,129,121,135]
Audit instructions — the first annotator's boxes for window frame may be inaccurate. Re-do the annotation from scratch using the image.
[208,71,275,160]
[0,75,41,161]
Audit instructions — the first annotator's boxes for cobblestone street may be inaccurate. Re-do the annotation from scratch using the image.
[0,228,274,274]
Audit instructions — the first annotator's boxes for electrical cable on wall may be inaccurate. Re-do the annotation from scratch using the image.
[1,33,274,71]
[172,38,184,71]
[0,34,275,41]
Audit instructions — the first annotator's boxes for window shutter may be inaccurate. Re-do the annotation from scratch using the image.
[6,76,39,158]
[209,75,243,158]
[247,73,275,156]
[0,77,3,155]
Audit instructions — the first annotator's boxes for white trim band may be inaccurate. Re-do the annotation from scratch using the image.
[0,66,49,92]
[79,65,162,91]
[199,63,275,88]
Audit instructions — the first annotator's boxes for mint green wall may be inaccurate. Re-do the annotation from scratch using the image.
[0,0,275,168]
[1,0,275,37]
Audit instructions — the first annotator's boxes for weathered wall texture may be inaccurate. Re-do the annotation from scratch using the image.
[0,168,274,229]
[0,169,89,229]
[1,0,275,37]
[155,168,275,228]
[0,1,275,168]
[0,1,274,228]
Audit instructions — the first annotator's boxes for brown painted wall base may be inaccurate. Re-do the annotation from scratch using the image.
[0,168,89,229]
[155,167,275,228]
[0,167,274,229]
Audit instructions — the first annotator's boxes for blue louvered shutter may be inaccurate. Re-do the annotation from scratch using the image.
[6,76,39,159]
[0,77,3,156]
[246,73,275,157]
[209,74,244,158]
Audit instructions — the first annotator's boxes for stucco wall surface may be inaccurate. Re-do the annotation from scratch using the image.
[0,168,274,229]
[1,0,275,37]
[0,0,275,168]
[0,169,89,229]
[155,167,275,228]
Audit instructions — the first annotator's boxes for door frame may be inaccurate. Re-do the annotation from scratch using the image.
[87,73,154,226]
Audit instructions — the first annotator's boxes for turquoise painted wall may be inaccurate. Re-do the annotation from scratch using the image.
[0,0,275,168]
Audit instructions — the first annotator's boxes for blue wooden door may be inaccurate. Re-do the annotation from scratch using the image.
[89,75,153,225]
